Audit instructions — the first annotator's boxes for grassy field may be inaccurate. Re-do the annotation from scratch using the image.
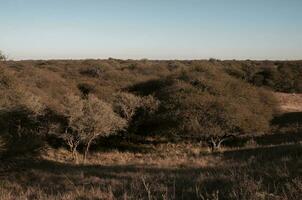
[1,132,302,200]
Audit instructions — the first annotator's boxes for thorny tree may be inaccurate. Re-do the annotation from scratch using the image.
[62,94,126,164]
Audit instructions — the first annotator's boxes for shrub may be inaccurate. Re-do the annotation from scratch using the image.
[131,95,160,134]
[112,92,160,137]
[0,66,48,157]
[79,66,103,78]
[226,62,302,93]
[0,107,46,158]
[0,51,6,61]
[60,94,126,164]
[77,83,95,97]
[148,67,276,150]
[112,92,142,122]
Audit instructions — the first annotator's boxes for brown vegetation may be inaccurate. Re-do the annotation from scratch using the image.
[0,59,301,199]
[141,66,276,150]
[0,51,6,61]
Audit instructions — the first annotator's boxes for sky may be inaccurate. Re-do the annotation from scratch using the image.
[0,0,301,60]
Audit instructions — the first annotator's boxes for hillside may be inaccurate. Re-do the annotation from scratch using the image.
[0,59,301,199]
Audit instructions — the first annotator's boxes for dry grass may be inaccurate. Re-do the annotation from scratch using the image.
[274,92,302,113]
[1,59,301,199]
[43,142,219,168]
[1,138,301,200]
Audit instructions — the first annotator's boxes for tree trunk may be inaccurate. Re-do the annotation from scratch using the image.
[67,138,79,164]
[72,147,79,164]
[209,137,222,152]
[210,142,218,152]
[217,139,224,149]
[83,137,94,164]
[209,135,234,152]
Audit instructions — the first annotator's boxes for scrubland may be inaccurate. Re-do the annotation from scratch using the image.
[0,59,301,199]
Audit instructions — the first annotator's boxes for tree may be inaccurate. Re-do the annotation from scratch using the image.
[113,92,142,122]
[60,94,85,163]
[0,67,46,157]
[81,95,126,163]
[132,94,160,134]
[0,51,6,61]
[150,67,276,151]
[62,94,126,164]
[112,92,160,140]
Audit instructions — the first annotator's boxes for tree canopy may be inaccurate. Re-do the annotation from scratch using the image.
[143,66,276,149]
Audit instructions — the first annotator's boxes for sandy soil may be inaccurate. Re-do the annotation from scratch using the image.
[274,92,302,112]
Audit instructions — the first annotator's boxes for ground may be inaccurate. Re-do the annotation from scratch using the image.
[274,92,302,113]
[0,92,301,200]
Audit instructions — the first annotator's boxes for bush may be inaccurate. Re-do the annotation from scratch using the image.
[0,68,45,157]
[112,92,142,122]
[226,62,302,93]
[0,107,46,158]
[59,94,126,164]
[77,83,95,97]
[145,66,276,150]
[0,51,6,61]
[79,66,103,78]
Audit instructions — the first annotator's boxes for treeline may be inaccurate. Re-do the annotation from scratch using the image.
[0,59,300,162]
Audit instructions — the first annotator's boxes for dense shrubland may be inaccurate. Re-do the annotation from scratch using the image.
[0,59,301,199]
[225,61,302,93]
[136,66,276,150]
[1,59,301,158]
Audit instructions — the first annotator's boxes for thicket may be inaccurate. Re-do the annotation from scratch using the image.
[225,61,302,93]
[134,66,276,150]
[0,59,296,159]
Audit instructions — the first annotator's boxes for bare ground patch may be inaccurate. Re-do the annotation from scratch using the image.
[274,92,302,113]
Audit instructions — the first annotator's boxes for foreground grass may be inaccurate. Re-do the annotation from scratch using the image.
[1,139,301,200]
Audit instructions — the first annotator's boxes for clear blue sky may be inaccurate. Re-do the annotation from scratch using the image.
[0,0,301,60]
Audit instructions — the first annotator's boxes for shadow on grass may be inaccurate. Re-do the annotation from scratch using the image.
[271,112,302,126]
[223,111,302,148]
[224,132,302,148]
[0,157,210,197]
[93,134,159,153]
[0,108,46,159]
[1,143,301,199]
[1,110,301,198]
[220,143,302,162]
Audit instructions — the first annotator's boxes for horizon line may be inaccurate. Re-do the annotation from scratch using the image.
[5,57,302,62]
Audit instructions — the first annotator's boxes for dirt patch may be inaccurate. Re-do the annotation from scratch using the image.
[274,92,302,112]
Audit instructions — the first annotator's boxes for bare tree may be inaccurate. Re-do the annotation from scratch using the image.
[62,94,126,164]
[60,94,85,163]
[81,95,126,163]
[59,128,82,164]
